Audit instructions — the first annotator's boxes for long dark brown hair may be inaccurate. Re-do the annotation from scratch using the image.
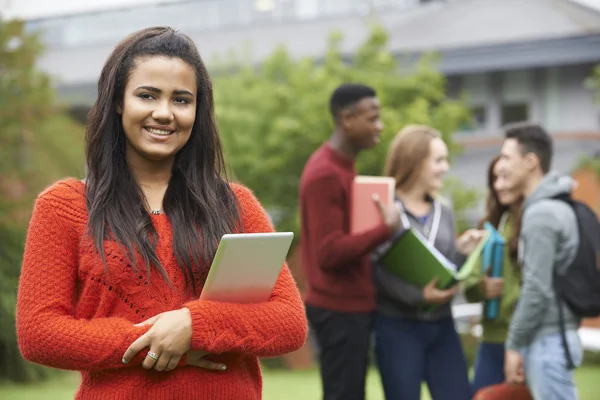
[479,155,522,260]
[85,27,241,292]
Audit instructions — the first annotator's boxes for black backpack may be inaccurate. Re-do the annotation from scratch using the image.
[552,193,600,369]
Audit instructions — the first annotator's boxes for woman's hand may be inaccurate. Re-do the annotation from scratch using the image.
[122,308,193,371]
[423,278,459,305]
[481,267,504,299]
[186,349,227,371]
[456,229,485,255]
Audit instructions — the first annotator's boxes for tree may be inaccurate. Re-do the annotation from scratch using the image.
[212,25,472,235]
[443,178,481,233]
[584,64,600,104]
[0,18,85,382]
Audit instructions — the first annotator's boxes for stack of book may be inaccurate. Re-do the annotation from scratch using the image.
[379,227,491,289]
[350,174,491,290]
[481,221,505,320]
[350,175,396,235]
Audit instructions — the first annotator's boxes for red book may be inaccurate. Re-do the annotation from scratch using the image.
[350,176,396,235]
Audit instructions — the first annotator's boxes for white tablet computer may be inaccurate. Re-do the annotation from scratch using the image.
[200,232,294,303]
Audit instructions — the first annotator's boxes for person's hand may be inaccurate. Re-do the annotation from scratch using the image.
[122,308,193,371]
[570,180,579,193]
[373,194,402,232]
[481,267,504,299]
[186,349,227,371]
[456,229,485,255]
[423,278,459,305]
[505,350,525,384]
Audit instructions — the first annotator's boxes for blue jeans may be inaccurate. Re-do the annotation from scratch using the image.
[522,331,583,400]
[471,342,506,393]
[374,314,471,400]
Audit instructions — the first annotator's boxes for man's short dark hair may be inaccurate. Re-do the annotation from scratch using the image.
[504,122,553,173]
[329,83,376,122]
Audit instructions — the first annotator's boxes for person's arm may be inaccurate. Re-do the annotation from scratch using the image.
[448,209,468,267]
[303,175,392,271]
[505,205,558,351]
[463,253,485,303]
[16,192,153,371]
[183,184,307,357]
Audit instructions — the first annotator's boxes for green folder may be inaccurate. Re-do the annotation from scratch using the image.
[380,228,491,289]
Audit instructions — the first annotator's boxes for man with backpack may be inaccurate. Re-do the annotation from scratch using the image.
[496,122,598,400]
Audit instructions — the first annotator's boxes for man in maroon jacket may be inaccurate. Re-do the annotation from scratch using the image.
[299,83,401,400]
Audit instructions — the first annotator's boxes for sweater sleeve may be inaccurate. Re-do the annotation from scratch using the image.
[183,185,308,357]
[302,175,392,271]
[506,205,558,351]
[16,191,152,371]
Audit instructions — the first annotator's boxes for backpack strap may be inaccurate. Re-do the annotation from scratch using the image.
[551,192,573,205]
[555,285,576,370]
[551,193,577,370]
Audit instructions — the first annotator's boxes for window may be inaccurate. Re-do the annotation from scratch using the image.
[254,0,275,11]
[321,0,360,16]
[458,106,486,134]
[501,103,529,125]
[279,0,297,19]
[294,0,319,19]
[252,0,276,22]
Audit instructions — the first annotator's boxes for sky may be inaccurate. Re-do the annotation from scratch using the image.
[1,0,184,19]
[2,0,600,19]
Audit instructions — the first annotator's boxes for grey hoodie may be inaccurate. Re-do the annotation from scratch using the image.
[505,171,580,351]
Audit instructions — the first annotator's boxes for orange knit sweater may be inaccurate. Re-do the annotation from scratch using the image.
[16,178,307,400]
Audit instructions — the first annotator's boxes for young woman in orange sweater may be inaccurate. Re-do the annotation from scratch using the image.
[16,26,307,400]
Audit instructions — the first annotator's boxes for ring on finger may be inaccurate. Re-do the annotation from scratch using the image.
[148,351,159,361]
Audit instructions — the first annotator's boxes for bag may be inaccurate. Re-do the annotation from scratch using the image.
[552,194,600,369]
[473,383,533,400]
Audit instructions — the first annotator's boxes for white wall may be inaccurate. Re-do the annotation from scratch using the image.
[552,65,600,132]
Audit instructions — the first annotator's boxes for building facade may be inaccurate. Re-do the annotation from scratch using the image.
[3,0,600,197]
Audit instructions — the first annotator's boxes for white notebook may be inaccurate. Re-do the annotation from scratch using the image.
[199,232,294,303]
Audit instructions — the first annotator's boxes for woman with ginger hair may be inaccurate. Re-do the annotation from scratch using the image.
[372,125,482,400]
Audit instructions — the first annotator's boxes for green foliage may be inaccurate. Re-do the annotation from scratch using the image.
[584,65,600,104]
[577,154,600,177]
[443,178,482,233]
[213,25,471,233]
[0,18,85,382]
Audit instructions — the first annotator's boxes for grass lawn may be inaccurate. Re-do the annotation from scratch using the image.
[262,368,428,400]
[0,366,598,399]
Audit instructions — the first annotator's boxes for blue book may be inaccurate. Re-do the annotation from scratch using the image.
[482,222,505,320]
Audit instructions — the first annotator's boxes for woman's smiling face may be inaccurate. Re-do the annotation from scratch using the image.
[118,56,197,164]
